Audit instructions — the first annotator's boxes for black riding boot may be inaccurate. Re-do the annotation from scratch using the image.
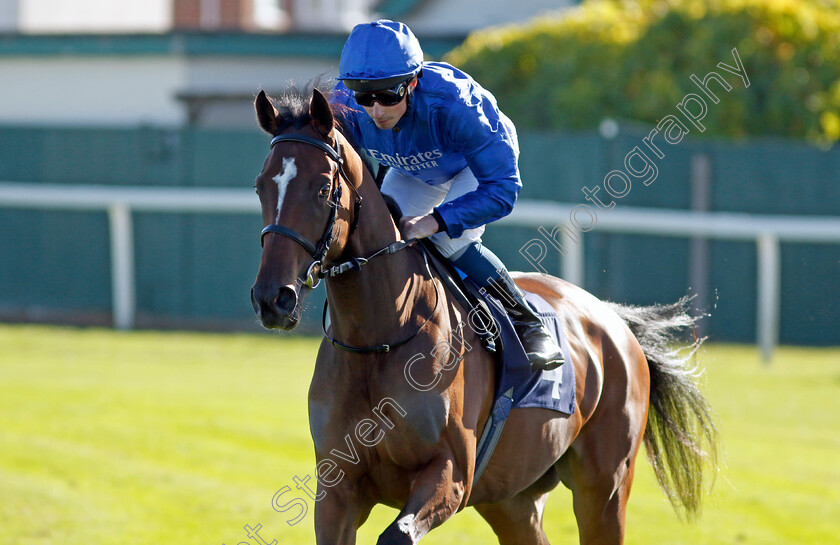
[486,271,564,371]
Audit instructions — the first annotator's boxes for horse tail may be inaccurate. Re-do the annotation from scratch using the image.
[607,296,720,520]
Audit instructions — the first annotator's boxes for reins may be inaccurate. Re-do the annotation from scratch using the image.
[321,244,442,353]
[319,237,415,278]
[262,130,441,354]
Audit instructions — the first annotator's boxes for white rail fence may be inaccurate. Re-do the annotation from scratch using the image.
[2,181,839,361]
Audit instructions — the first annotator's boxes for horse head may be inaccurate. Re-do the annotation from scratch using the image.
[250,88,363,330]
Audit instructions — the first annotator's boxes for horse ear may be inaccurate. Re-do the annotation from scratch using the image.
[255,90,279,134]
[310,88,334,138]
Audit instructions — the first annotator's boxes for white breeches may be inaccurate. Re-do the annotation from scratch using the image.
[380,167,484,258]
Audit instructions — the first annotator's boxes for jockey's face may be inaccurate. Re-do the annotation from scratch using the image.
[362,96,408,130]
[358,77,416,130]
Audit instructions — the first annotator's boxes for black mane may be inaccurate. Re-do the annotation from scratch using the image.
[268,78,346,134]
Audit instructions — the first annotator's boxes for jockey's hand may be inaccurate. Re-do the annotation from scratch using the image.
[399,214,440,240]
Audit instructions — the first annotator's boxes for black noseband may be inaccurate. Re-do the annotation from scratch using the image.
[260,224,318,257]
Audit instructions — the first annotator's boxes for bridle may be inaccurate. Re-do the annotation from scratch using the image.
[260,132,361,290]
[258,130,440,354]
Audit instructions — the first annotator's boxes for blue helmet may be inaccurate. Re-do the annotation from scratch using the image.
[339,20,423,92]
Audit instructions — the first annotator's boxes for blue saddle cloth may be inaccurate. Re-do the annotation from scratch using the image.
[482,290,576,415]
[471,288,576,482]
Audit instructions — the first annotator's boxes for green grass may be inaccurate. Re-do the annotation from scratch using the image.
[1,324,838,544]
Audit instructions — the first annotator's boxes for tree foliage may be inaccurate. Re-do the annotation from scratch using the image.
[444,0,840,144]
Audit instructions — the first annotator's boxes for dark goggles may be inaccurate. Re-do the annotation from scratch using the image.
[353,81,409,107]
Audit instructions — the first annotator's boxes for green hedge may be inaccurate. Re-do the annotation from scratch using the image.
[445,0,840,145]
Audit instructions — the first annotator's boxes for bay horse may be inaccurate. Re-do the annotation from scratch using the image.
[249,86,719,545]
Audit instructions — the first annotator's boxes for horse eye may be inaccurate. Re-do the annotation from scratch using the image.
[318,183,331,198]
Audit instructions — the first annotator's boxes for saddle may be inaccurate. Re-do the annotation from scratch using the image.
[418,239,500,353]
[418,239,576,483]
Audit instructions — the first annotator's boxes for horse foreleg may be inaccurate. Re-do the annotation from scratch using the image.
[377,453,466,545]
[314,483,373,545]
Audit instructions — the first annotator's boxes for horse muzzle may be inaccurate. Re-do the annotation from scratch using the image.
[250,282,301,330]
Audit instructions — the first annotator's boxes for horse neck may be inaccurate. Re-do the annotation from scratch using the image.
[325,140,438,348]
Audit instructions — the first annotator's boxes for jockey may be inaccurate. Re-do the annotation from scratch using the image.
[332,20,563,371]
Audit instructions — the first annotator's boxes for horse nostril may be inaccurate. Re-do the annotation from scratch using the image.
[276,286,298,314]
[250,286,260,313]
[251,283,299,329]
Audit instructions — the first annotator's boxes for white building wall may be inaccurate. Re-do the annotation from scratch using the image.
[179,56,339,127]
[0,54,338,126]
[0,57,186,126]
[2,0,569,35]
[184,57,338,93]
[292,0,376,31]
[0,0,574,127]
[18,0,171,33]
[0,0,19,32]
[5,0,373,34]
